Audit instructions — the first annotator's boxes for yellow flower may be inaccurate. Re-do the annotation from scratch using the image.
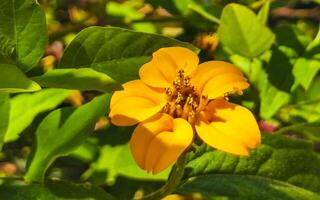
[109,47,261,174]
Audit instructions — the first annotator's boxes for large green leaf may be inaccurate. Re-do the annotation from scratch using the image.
[59,26,198,84]
[0,93,10,150]
[0,0,47,71]
[4,89,70,142]
[32,68,121,92]
[0,64,41,93]
[88,126,170,184]
[179,175,320,200]
[25,94,111,182]
[0,180,116,200]
[218,3,275,58]
[184,134,320,193]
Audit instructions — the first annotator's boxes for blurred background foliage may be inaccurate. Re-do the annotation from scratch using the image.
[0,0,320,199]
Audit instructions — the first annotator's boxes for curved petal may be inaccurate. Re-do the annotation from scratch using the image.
[191,61,249,99]
[130,113,193,174]
[196,99,260,156]
[139,47,199,88]
[109,80,167,126]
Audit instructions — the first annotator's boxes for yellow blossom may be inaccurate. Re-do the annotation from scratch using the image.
[109,47,261,174]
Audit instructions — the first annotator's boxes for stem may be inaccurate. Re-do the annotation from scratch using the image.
[135,154,187,200]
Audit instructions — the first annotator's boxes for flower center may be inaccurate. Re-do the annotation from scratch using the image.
[163,70,208,124]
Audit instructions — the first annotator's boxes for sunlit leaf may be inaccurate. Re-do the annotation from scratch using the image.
[279,77,320,123]
[292,58,320,90]
[4,89,70,142]
[218,3,275,58]
[25,94,111,182]
[32,68,121,92]
[0,93,9,150]
[0,64,41,93]
[106,1,143,21]
[257,0,270,25]
[88,126,170,184]
[0,0,47,71]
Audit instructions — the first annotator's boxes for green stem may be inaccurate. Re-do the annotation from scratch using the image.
[135,154,187,200]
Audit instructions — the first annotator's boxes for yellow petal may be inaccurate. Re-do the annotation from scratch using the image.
[191,61,249,99]
[130,113,193,174]
[139,47,199,88]
[109,80,166,126]
[196,99,260,156]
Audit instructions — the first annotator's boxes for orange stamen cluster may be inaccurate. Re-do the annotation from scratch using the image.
[163,70,208,124]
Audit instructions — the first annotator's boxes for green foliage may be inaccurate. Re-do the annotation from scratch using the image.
[0,0,47,71]
[218,3,275,58]
[59,26,199,84]
[257,1,270,25]
[0,64,41,93]
[87,126,169,184]
[0,180,116,200]
[184,134,320,193]
[4,89,70,142]
[179,175,320,200]
[25,94,110,182]
[276,122,320,143]
[0,93,9,150]
[0,0,319,199]
[32,68,121,92]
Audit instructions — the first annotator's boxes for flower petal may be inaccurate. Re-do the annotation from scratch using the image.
[130,113,193,174]
[109,80,167,126]
[139,47,199,88]
[191,61,249,99]
[196,99,260,156]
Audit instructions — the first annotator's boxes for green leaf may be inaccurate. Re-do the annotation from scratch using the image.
[0,93,10,150]
[218,3,275,58]
[59,26,198,84]
[184,134,320,193]
[4,89,70,142]
[106,1,144,21]
[88,126,169,184]
[0,64,41,93]
[145,0,179,14]
[188,3,220,24]
[32,68,122,92]
[0,0,47,71]
[274,23,312,57]
[257,1,270,25]
[0,180,116,200]
[248,57,291,119]
[25,94,111,182]
[279,77,320,123]
[179,175,320,200]
[292,58,320,90]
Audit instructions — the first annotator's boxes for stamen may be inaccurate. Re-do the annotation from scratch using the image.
[163,70,204,123]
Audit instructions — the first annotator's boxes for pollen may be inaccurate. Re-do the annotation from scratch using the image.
[163,70,208,124]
